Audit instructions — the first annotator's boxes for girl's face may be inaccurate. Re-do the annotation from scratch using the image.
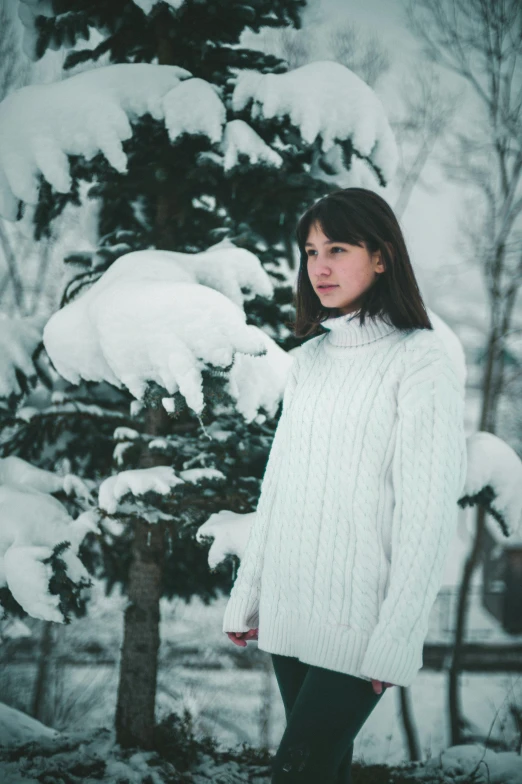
[305,222,385,316]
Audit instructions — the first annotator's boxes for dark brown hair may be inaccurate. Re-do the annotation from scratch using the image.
[292,188,432,338]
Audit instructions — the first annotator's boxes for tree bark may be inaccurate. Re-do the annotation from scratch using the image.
[115,406,171,749]
[30,620,55,724]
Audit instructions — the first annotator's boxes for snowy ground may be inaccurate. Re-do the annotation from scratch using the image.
[2,582,521,764]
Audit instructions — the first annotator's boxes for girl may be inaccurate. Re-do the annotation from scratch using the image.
[222,188,467,783]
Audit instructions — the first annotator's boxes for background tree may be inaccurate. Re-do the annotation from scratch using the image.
[389,62,461,220]
[405,0,522,746]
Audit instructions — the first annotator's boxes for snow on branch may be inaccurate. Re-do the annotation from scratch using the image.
[0,456,94,502]
[232,60,398,183]
[196,508,257,569]
[459,431,522,540]
[0,63,194,219]
[0,486,98,622]
[0,313,47,401]
[43,242,294,421]
[0,58,398,219]
[99,467,185,515]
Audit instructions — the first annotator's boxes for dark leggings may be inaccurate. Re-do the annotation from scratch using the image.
[270,653,387,783]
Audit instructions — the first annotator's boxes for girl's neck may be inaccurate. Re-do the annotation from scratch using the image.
[320,309,400,348]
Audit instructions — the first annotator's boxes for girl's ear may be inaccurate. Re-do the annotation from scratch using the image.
[374,249,386,273]
[375,243,393,273]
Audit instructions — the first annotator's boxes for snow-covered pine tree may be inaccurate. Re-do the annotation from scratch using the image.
[3,0,397,750]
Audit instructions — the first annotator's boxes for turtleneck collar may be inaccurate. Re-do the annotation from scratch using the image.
[320,309,400,348]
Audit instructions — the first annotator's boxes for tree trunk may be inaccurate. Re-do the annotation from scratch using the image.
[115,406,171,749]
[115,14,178,745]
[260,654,273,750]
[30,620,55,724]
[399,685,421,761]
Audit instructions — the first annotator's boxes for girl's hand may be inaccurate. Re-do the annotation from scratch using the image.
[226,629,258,647]
[371,678,395,694]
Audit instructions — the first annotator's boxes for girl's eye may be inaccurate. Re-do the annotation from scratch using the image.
[306,247,345,256]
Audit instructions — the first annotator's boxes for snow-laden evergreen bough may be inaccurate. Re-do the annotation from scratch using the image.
[0,456,98,624]
[42,242,292,420]
[0,60,397,221]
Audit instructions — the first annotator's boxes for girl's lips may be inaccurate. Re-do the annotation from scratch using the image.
[317,285,338,291]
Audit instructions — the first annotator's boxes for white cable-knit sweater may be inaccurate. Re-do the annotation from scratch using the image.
[222,310,467,688]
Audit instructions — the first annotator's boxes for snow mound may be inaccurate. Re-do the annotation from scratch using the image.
[399,742,522,783]
[0,702,58,748]
[43,244,294,421]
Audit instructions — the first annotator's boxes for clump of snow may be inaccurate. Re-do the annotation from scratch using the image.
[0,314,47,399]
[179,467,225,484]
[149,438,169,450]
[0,456,95,510]
[113,426,140,441]
[162,77,225,143]
[196,509,257,569]
[0,455,93,503]
[161,396,176,413]
[43,245,294,421]
[98,467,230,522]
[99,466,186,514]
[221,119,283,171]
[113,442,134,466]
[232,60,398,182]
[0,488,98,622]
[462,431,522,540]
[0,456,63,494]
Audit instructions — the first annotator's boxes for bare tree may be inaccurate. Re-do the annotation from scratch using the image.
[0,3,28,312]
[325,23,391,88]
[390,62,462,218]
[404,0,522,747]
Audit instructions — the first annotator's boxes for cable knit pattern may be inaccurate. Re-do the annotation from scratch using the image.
[222,311,467,687]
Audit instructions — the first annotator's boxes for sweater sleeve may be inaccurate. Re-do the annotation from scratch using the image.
[359,345,467,687]
[222,353,300,633]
